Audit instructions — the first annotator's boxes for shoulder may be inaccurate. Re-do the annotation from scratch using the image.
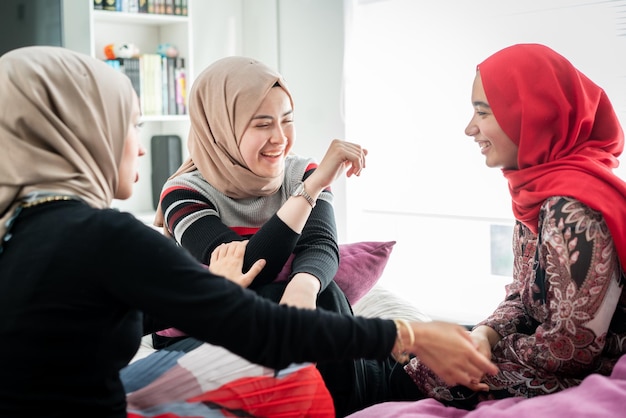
[34,202,161,253]
[541,196,605,224]
[162,170,222,202]
[285,155,316,177]
[539,196,610,237]
[284,154,316,188]
[79,206,155,238]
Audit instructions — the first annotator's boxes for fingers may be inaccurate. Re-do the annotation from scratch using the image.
[211,240,247,260]
[410,321,498,389]
[339,141,367,177]
[246,259,266,278]
[237,259,265,288]
[318,139,367,183]
[464,380,490,392]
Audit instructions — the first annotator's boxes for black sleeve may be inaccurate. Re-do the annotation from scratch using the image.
[98,212,396,369]
[163,185,300,285]
[289,199,339,291]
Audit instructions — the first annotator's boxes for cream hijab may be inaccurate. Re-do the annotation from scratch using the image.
[0,46,135,237]
[154,56,294,227]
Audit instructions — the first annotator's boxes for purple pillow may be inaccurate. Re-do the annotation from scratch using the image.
[275,241,396,304]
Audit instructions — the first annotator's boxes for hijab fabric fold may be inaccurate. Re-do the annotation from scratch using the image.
[477,43,626,268]
[154,56,294,227]
[0,46,135,238]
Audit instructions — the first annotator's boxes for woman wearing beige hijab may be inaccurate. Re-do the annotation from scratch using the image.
[0,47,497,417]
[153,56,399,414]
[154,56,364,314]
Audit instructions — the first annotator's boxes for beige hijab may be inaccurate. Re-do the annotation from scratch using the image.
[154,56,294,227]
[0,46,135,237]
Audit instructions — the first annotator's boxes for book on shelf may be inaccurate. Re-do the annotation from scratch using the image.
[95,0,183,15]
[103,0,118,12]
[104,55,186,116]
[165,57,177,115]
[165,0,174,15]
[104,58,141,100]
[175,58,187,115]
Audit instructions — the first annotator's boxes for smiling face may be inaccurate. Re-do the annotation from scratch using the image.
[465,72,518,170]
[115,93,146,200]
[239,86,294,178]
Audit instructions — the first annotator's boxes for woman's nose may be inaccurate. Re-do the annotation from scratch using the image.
[270,125,287,144]
[465,121,478,137]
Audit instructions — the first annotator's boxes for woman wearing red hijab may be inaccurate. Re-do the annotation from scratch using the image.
[403,43,626,409]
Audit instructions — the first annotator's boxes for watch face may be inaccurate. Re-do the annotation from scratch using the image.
[291,182,315,207]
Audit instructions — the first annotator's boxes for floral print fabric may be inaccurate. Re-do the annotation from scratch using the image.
[404,196,626,409]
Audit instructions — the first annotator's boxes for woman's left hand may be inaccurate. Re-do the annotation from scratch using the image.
[279,273,320,309]
[308,139,368,193]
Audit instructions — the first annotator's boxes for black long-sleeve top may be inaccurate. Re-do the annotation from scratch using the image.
[0,200,395,417]
[160,155,340,291]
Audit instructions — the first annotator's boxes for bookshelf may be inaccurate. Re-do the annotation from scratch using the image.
[88,1,194,218]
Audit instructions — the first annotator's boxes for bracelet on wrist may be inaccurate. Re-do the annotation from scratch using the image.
[391,318,415,364]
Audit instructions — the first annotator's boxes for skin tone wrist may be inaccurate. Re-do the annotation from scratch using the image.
[472,325,501,348]
[280,273,321,309]
[301,178,324,201]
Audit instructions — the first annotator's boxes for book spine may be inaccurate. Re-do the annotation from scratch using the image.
[128,0,139,13]
[161,56,168,115]
[94,0,104,10]
[165,0,174,15]
[151,54,163,115]
[120,58,141,100]
[155,0,165,14]
[139,56,148,115]
[103,0,117,12]
[167,57,176,115]
[175,58,186,115]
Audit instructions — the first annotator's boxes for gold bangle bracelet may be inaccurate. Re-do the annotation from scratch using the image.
[391,318,415,364]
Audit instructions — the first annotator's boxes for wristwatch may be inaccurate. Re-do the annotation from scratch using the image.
[291,182,316,208]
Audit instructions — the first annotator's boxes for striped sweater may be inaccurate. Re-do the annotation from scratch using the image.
[160,155,340,291]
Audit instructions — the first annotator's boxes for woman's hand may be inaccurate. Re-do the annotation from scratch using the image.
[306,139,368,194]
[469,326,496,360]
[279,273,321,309]
[404,321,499,389]
[208,240,266,288]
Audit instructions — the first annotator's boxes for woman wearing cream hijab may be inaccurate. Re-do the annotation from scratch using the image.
[0,47,497,417]
[153,56,397,414]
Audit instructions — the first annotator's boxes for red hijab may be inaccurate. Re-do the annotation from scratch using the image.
[477,43,626,268]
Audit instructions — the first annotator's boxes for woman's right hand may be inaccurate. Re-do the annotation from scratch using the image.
[404,321,499,388]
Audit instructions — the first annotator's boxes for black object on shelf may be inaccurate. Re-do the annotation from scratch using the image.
[151,135,182,210]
